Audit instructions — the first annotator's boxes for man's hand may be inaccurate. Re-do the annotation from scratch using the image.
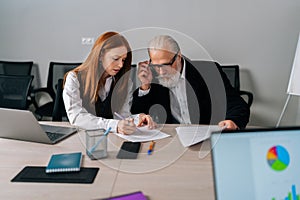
[138,61,153,90]
[137,113,156,129]
[218,120,239,130]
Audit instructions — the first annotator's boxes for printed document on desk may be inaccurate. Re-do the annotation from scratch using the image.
[176,125,224,147]
[114,126,170,142]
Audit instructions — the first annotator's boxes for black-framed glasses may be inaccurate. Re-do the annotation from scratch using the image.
[148,52,179,68]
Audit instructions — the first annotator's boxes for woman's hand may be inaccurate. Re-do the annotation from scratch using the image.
[137,113,156,129]
[117,118,136,135]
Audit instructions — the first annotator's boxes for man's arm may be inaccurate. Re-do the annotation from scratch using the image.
[218,67,250,129]
[131,83,173,124]
[130,61,173,124]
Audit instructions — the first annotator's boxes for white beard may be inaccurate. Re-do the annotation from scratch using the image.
[157,72,180,88]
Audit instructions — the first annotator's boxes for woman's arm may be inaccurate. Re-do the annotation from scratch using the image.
[63,72,119,132]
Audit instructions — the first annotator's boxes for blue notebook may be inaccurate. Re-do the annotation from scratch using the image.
[46,152,82,173]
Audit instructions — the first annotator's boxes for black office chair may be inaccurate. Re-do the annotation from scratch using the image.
[52,79,68,121]
[0,75,33,110]
[33,62,81,120]
[0,60,33,76]
[220,65,253,107]
[190,60,253,107]
[0,60,35,106]
[130,64,138,90]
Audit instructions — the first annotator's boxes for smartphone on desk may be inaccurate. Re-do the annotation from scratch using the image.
[116,141,141,159]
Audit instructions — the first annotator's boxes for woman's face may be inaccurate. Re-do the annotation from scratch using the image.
[101,46,128,76]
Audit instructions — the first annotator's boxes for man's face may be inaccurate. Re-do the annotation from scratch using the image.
[149,49,182,88]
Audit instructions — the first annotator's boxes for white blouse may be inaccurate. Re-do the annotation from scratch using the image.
[63,71,134,132]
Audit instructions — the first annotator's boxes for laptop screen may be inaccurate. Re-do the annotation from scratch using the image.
[211,127,300,200]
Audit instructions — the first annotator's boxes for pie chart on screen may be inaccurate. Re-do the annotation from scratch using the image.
[267,145,290,171]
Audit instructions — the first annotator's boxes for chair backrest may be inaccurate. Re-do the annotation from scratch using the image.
[0,75,33,110]
[52,79,66,121]
[46,62,82,98]
[130,64,138,90]
[220,65,253,107]
[220,65,240,91]
[0,60,33,76]
[189,61,253,107]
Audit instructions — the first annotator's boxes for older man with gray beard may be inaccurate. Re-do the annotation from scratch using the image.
[130,35,250,130]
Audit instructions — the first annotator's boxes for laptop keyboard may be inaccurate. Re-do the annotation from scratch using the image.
[45,132,65,141]
[40,124,77,142]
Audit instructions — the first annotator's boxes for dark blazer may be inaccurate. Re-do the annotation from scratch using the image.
[131,59,250,129]
[131,83,173,124]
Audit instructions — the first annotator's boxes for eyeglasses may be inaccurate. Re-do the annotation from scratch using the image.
[148,52,179,68]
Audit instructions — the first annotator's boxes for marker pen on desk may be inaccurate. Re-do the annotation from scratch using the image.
[147,141,155,155]
[89,127,111,154]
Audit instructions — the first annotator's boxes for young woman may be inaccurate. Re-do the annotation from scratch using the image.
[63,31,154,134]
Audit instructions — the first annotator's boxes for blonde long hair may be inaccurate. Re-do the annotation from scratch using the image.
[66,32,132,107]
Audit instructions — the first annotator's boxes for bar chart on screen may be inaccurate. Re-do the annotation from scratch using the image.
[272,185,300,200]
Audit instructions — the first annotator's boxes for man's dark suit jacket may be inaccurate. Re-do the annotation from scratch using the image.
[130,59,250,129]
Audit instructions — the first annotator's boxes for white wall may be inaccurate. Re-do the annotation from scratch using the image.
[0,0,300,127]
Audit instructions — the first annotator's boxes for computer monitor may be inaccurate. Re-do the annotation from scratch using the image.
[211,127,300,200]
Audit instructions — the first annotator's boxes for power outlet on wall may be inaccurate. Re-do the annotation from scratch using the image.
[81,37,94,45]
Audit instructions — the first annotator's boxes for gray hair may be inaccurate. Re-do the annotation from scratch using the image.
[148,35,180,54]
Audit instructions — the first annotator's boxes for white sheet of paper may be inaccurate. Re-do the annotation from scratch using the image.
[114,126,170,142]
[175,125,224,147]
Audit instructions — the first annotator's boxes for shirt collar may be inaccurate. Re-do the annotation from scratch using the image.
[106,76,113,82]
[180,58,186,80]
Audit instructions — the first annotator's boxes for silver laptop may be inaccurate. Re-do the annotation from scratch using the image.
[0,108,77,144]
[211,127,300,200]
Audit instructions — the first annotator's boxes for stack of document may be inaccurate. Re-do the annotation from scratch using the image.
[114,126,170,142]
[176,125,224,147]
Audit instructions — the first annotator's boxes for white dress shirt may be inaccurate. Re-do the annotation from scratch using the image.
[138,59,191,124]
[63,71,134,132]
[168,60,191,124]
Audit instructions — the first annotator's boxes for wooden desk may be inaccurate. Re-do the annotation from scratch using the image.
[0,123,215,200]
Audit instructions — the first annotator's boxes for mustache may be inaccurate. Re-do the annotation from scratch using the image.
[156,74,173,79]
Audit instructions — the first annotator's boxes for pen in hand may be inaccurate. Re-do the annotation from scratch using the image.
[114,112,135,126]
[114,112,125,120]
[114,112,138,134]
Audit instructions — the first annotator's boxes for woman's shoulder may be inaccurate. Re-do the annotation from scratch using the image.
[65,71,79,82]
[66,71,77,78]
[64,71,80,88]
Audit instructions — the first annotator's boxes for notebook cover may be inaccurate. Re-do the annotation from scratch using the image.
[46,152,82,173]
[11,166,99,184]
